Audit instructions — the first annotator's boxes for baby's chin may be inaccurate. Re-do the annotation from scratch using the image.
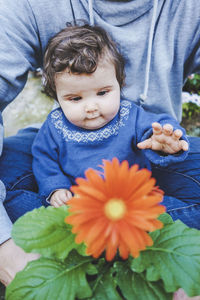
[82,123,107,130]
[81,117,109,130]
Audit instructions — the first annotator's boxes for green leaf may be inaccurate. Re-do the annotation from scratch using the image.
[6,251,94,300]
[158,213,174,225]
[131,220,200,296]
[114,261,172,300]
[12,206,86,259]
[88,259,122,300]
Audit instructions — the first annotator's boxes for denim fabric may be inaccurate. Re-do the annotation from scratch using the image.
[151,136,200,229]
[0,128,46,224]
[0,128,200,229]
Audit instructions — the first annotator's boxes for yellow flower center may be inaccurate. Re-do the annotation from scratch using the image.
[104,198,126,221]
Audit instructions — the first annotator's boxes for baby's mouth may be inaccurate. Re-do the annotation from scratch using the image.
[86,114,100,120]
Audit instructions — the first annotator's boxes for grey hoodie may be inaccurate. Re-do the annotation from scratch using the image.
[0,0,200,242]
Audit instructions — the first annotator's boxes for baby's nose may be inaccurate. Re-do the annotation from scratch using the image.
[85,102,98,113]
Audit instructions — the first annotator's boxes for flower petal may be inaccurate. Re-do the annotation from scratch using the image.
[65,159,164,261]
[71,185,107,202]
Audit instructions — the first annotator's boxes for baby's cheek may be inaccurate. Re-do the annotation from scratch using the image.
[65,108,83,123]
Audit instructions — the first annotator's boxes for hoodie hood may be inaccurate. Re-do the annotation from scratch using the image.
[90,0,153,26]
[88,0,158,102]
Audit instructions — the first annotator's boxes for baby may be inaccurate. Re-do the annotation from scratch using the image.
[32,24,189,207]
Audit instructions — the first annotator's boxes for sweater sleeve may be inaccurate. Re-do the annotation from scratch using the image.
[135,107,189,167]
[32,118,71,198]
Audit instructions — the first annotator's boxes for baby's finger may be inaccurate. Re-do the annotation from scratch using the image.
[152,122,162,135]
[59,194,69,204]
[163,124,173,136]
[66,190,73,200]
[55,196,65,206]
[180,140,189,151]
[52,201,61,208]
[137,138,152,149]
[173,129,183,140]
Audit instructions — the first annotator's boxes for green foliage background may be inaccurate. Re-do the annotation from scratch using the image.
[181,74,200,137]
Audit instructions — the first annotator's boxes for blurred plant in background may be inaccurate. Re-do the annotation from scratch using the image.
[181,74,200,137]
[2,71,53,137]
[184,74,200,94]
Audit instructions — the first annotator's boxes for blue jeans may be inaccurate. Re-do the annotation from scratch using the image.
[0,128,46,223]
[0,128,200,228]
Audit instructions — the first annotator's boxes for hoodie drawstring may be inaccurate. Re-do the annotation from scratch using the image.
[88,0,94,26]
[140,0,158,102]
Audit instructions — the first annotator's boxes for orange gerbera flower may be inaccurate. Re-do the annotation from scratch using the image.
[65,158,165,261]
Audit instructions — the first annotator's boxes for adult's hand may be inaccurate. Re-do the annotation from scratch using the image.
[173,289,200,300]
[0,238,40,286]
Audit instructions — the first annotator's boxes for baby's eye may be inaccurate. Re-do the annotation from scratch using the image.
[69,96,82,101]
[97,90,109,96]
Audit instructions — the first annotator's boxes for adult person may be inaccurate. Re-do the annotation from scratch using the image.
[0,0,200,286]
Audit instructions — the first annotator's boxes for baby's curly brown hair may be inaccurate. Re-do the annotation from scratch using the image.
[43,23,125,100]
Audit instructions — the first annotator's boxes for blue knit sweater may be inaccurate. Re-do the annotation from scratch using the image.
[32,100,189,198]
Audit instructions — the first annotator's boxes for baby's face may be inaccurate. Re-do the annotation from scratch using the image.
[55,60,120,130]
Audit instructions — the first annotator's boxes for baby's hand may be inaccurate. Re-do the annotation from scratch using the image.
[137,122,189,154]
[50,189,72,207]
